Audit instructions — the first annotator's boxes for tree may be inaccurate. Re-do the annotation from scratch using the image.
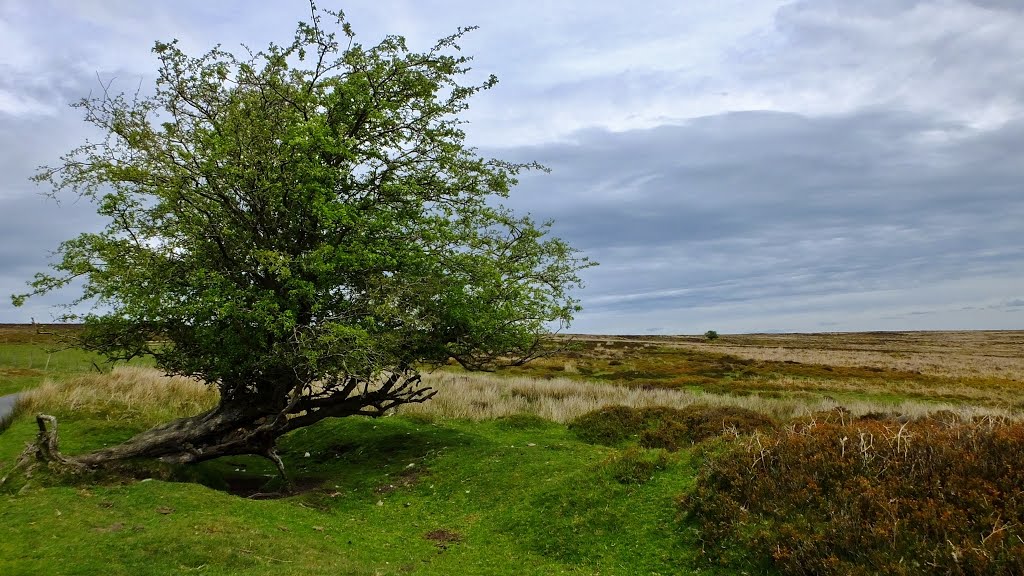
[13,5,591,478]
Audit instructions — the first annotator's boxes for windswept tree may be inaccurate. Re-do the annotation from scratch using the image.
[13,5,591,476]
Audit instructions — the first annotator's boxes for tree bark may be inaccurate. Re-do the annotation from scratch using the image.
[26,370,436,481]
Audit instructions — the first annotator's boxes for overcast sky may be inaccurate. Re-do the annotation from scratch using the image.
[1,0,1022,334]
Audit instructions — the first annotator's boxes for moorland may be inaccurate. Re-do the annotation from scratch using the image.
[2,325,1022,575]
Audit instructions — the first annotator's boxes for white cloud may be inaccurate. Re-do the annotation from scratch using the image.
[0,88,54,116]
[1,1,1022,332]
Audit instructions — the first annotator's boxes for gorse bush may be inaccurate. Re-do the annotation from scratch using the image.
[683,412,1024,575]
[569,404,776,450]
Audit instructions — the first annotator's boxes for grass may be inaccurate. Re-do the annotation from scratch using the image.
[0,325,151,396]
[1,409,713,575]
[505,332,1024,411]
[15,367,216,426]
[2,326,1024,574]
[0,345,113,396]
[408,371,1016,423]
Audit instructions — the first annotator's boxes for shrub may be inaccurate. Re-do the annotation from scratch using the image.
[601,447,668,485]
[704,330,719,341]
[569,404,776,450]
[640,405,777,450]
[568,405,647,446]
[683,417,1024,575]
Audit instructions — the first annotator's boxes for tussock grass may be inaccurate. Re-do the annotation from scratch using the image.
[16,366,218,426]
[402,371,1016,423]
[9,365,1016,434]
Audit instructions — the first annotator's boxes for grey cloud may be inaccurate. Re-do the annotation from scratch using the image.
[2,1,1023,333]
[965,0,1024,12]
[491,109,1024,330]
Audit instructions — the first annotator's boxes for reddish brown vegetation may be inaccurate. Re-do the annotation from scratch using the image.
[683,412,1024,575]
[569,404,777,450]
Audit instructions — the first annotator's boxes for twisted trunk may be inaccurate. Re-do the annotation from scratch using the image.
[25,370,435,482]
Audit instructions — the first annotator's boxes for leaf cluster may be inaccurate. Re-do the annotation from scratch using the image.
[16,5,593,399]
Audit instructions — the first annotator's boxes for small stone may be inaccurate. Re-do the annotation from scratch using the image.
[376,500,384,506]
[303,451,311,458]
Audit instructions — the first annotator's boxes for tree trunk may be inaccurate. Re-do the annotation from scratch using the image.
[24,369,436,482]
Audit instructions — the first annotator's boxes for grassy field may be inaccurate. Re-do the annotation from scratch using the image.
[1,326,1022,575]
[0,324,149,396]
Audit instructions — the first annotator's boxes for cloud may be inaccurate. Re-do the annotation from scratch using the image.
[492,109,1024,332]
[0,0,1022,333]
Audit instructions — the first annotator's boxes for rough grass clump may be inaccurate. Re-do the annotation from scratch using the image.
[683,415,1024,575]
[600,447,669,485]
[17,366,218,426]
[569,404,776,450]
[567,405,647,445]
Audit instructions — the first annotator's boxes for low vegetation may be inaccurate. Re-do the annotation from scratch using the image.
[568,404,776,449]
[684,411,1024,575]
[15,367,216,427]
[2,326,1024,574]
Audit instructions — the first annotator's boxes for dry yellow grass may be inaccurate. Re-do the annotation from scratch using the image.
[575,332,1024,381]
[739,373,1024,407]
[18,366,218,426]
[686,343,1024,381]
[399,371,1015,423]
[12,361,1018,432]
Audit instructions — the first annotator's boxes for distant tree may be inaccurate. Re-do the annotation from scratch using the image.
[704,330,719,341]
[14,5,592,478]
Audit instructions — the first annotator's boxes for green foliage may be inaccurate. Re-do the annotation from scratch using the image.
[704,330,719,341]
[15,8,592,408]
[569,404,776,450]
[684,415,1024,575]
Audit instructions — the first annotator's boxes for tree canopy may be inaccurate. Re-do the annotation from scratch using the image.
[14,5,591,473]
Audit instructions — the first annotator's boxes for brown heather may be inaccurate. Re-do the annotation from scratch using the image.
[587,331,1024,381]
[684,412,1024,575]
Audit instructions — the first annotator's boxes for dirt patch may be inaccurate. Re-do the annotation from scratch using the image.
[0,367,43,377]
[424,529,462,549]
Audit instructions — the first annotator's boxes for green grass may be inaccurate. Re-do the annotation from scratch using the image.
[3,328,1020,574]
[0,343,151,396]
[1,413,719,575]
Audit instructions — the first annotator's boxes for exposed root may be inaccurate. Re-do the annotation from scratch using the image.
[263,447,291,492]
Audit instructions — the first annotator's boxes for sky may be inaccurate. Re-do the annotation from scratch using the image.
[0,0,1022,334]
